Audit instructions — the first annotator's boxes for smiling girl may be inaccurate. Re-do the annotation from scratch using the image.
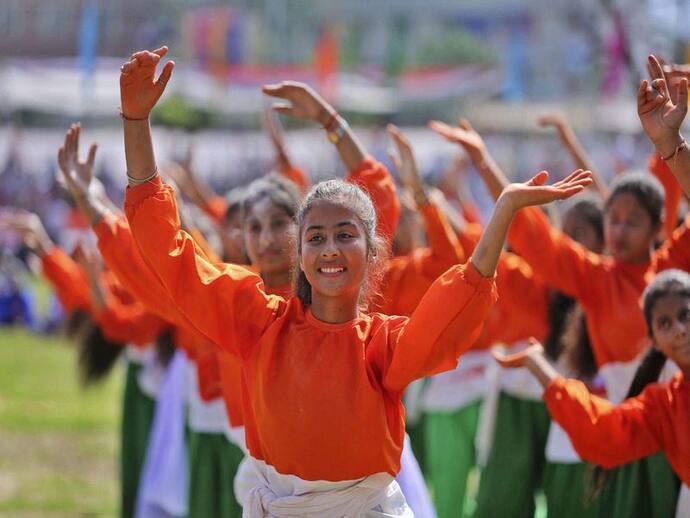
[118,46,592,516]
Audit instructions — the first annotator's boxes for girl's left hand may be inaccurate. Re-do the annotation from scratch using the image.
[500,169,592,212]
[120,46,175,120]
[57,123,97,199]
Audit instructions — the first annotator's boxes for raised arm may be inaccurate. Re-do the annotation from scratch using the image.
[494,340,665,468]
[263,105,310,191]
[638,55,690,197]
[379,170,592,392]
[538,113,608,199]
[262,81,400,241]
[120,47,280,354]
[429,117,508,201]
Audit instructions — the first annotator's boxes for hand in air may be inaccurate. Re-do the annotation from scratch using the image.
[501,169,592,212]
[387,124,424,195]
[492,338,544,369]
[537,113,567,130]
[428,118,486,161]
[638,55,687,149]
[0,209,52,254]
[120,46,175,120]
[262,81,331,124]
[57,123,97,199]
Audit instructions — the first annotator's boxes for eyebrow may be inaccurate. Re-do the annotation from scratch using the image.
[305,221,357,232]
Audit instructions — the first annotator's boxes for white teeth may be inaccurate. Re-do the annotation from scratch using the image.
[320,267,344,273]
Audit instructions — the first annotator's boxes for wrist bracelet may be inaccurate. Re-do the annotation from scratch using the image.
[119,109,149,122]
[127,169,159,186]
[660,138,687,161]
[326,115,349,145]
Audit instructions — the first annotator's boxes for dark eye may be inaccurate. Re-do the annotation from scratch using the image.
[657,317,671,330]
[249,223,261,234]
[272,219,287,230]
[338,231,353,239]
[679,308,690,322]
[307,234,323,243]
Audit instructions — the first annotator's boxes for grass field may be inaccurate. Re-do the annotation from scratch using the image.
[0,326,122,517]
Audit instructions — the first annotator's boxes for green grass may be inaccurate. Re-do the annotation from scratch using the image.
[0,327,122,517]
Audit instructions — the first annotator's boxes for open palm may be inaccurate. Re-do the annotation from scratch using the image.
[492,339,544,369]
[57,123,97,198]
[262,81,329,122]
[638,55,688,145]
[387,124,423,193]
[428,118,486,159]
[503,169,593,211]
[120,46,175,120]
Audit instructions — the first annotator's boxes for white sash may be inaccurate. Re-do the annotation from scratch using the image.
[676,485,690,518]
[243,458,413,518]
[421,350,491,412]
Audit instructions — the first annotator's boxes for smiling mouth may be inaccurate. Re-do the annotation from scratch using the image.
[318,266,346,275]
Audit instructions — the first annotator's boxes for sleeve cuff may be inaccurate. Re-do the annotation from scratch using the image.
[125,175,165,208]
[464,259,497,290]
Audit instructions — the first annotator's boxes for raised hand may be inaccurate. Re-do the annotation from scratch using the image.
[1,210,52,255]
[638,54,688,156]
[120,46,175,120]
[387,124,425,201]
[492,338,544,369]
[501,169,593,212]
[537,113,567,130]
[262,81,332,125]
[57,123,97,199]
[428,118,487,162]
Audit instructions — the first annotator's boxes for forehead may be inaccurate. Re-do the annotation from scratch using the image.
[651,294,690,318]
[246,196,290,220]
[302,200,362,229]
[606,192,648,216]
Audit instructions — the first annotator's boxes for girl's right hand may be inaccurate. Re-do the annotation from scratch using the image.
[638,54,687,156]
[499,169,592,213]
[120,46,175,120]
[262,81,333,125]
[492,338,544,369]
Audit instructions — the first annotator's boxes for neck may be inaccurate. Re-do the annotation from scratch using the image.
[261,269,292,289]
[310,292,359,324]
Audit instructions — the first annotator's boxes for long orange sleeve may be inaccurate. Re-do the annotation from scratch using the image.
[649,153,683,239]
[508,206,651,366]
[544,373,690,485]
[650,215,690,275]
[125,175,496,481]
[94,291,167,348]
[346,157,400,245]
[41,247,92,313]
[374,202,465,316]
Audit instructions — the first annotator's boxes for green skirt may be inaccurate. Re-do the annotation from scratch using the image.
[597,453,680,518]
[186,431,245,518]
[473,392,550,518]
[120,361,156,518]
[423,401,480,518]
[543,462,601,518]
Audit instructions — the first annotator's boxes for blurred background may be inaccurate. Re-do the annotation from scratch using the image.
[0,1,688,516]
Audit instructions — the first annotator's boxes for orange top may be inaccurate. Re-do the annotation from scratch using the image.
[649,153,683,239]
[124,176,496,481]
[508,206,690,366]
[94,214,232,405]
[41,247,91,312]
[544,373,690,485]
[41,246,163,347]
[474,251,550,349]
[454,222,550,348]
[346,158,400,245]
[372,202,464,316]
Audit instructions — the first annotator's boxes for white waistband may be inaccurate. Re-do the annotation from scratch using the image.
[243,457,412,517]
[421,350,491,411]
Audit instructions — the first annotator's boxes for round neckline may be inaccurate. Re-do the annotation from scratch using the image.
[305,308,365,331]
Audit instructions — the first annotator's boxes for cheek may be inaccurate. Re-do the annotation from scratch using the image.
[244,233,261,262]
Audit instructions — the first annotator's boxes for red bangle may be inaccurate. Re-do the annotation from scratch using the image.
[661,138,687,161]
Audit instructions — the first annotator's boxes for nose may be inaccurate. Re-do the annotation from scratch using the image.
[320,236,340,258]
[259,226,273,249]
[674,319,688,339]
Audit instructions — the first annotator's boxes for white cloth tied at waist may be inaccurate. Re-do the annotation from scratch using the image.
[126,344,165,399]
[243,457,413,518]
